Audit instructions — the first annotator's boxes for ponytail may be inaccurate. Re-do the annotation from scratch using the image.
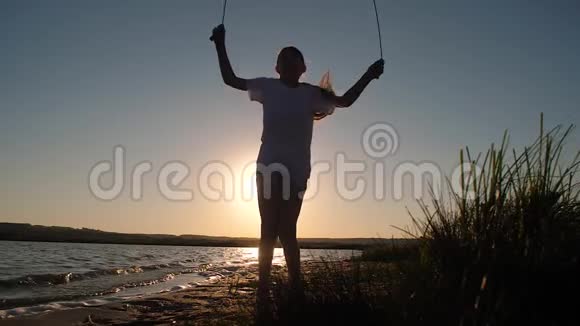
[314,71,336,120]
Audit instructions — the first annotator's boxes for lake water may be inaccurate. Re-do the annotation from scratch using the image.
[0,241,358,317]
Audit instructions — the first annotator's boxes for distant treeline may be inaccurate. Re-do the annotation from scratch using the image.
[0,223,414,250]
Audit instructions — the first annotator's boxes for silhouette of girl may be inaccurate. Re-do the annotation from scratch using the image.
[210,23,384,305]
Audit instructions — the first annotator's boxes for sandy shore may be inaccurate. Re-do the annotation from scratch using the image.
[0,262,305,326]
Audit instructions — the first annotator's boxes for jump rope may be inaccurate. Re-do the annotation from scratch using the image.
[211,0,384,60]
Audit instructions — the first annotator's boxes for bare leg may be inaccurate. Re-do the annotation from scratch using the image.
[256,173,281,297]
[278,186,304,292]
[258,221,277,294]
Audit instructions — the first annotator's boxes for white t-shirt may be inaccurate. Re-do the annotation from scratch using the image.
[247,77,335,189]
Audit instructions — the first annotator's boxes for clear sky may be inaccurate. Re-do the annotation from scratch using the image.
[1,0,579,238]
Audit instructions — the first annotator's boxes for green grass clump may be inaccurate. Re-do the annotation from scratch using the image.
[402,114,580,325]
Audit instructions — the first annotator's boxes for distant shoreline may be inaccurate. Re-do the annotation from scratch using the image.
[0,223,411,250]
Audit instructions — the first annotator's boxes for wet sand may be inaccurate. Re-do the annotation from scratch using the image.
[0,263,293,326]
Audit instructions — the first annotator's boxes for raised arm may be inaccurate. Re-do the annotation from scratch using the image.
[334,59,384,108]
[210,24,247,91]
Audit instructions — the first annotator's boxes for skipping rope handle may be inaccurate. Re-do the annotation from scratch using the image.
[210,0,228,42]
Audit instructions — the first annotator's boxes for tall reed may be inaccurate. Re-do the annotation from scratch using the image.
[405,114,580,324]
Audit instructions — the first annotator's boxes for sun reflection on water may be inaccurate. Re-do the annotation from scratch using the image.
[240,247,285,265]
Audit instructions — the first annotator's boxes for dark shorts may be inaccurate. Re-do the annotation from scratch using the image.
[255,169,306,201]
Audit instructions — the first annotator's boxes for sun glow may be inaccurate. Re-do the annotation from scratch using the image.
[229,160,260,219]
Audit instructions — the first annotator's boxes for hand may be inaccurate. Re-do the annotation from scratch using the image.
[210,24,225,43]
[366,59,385,80]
